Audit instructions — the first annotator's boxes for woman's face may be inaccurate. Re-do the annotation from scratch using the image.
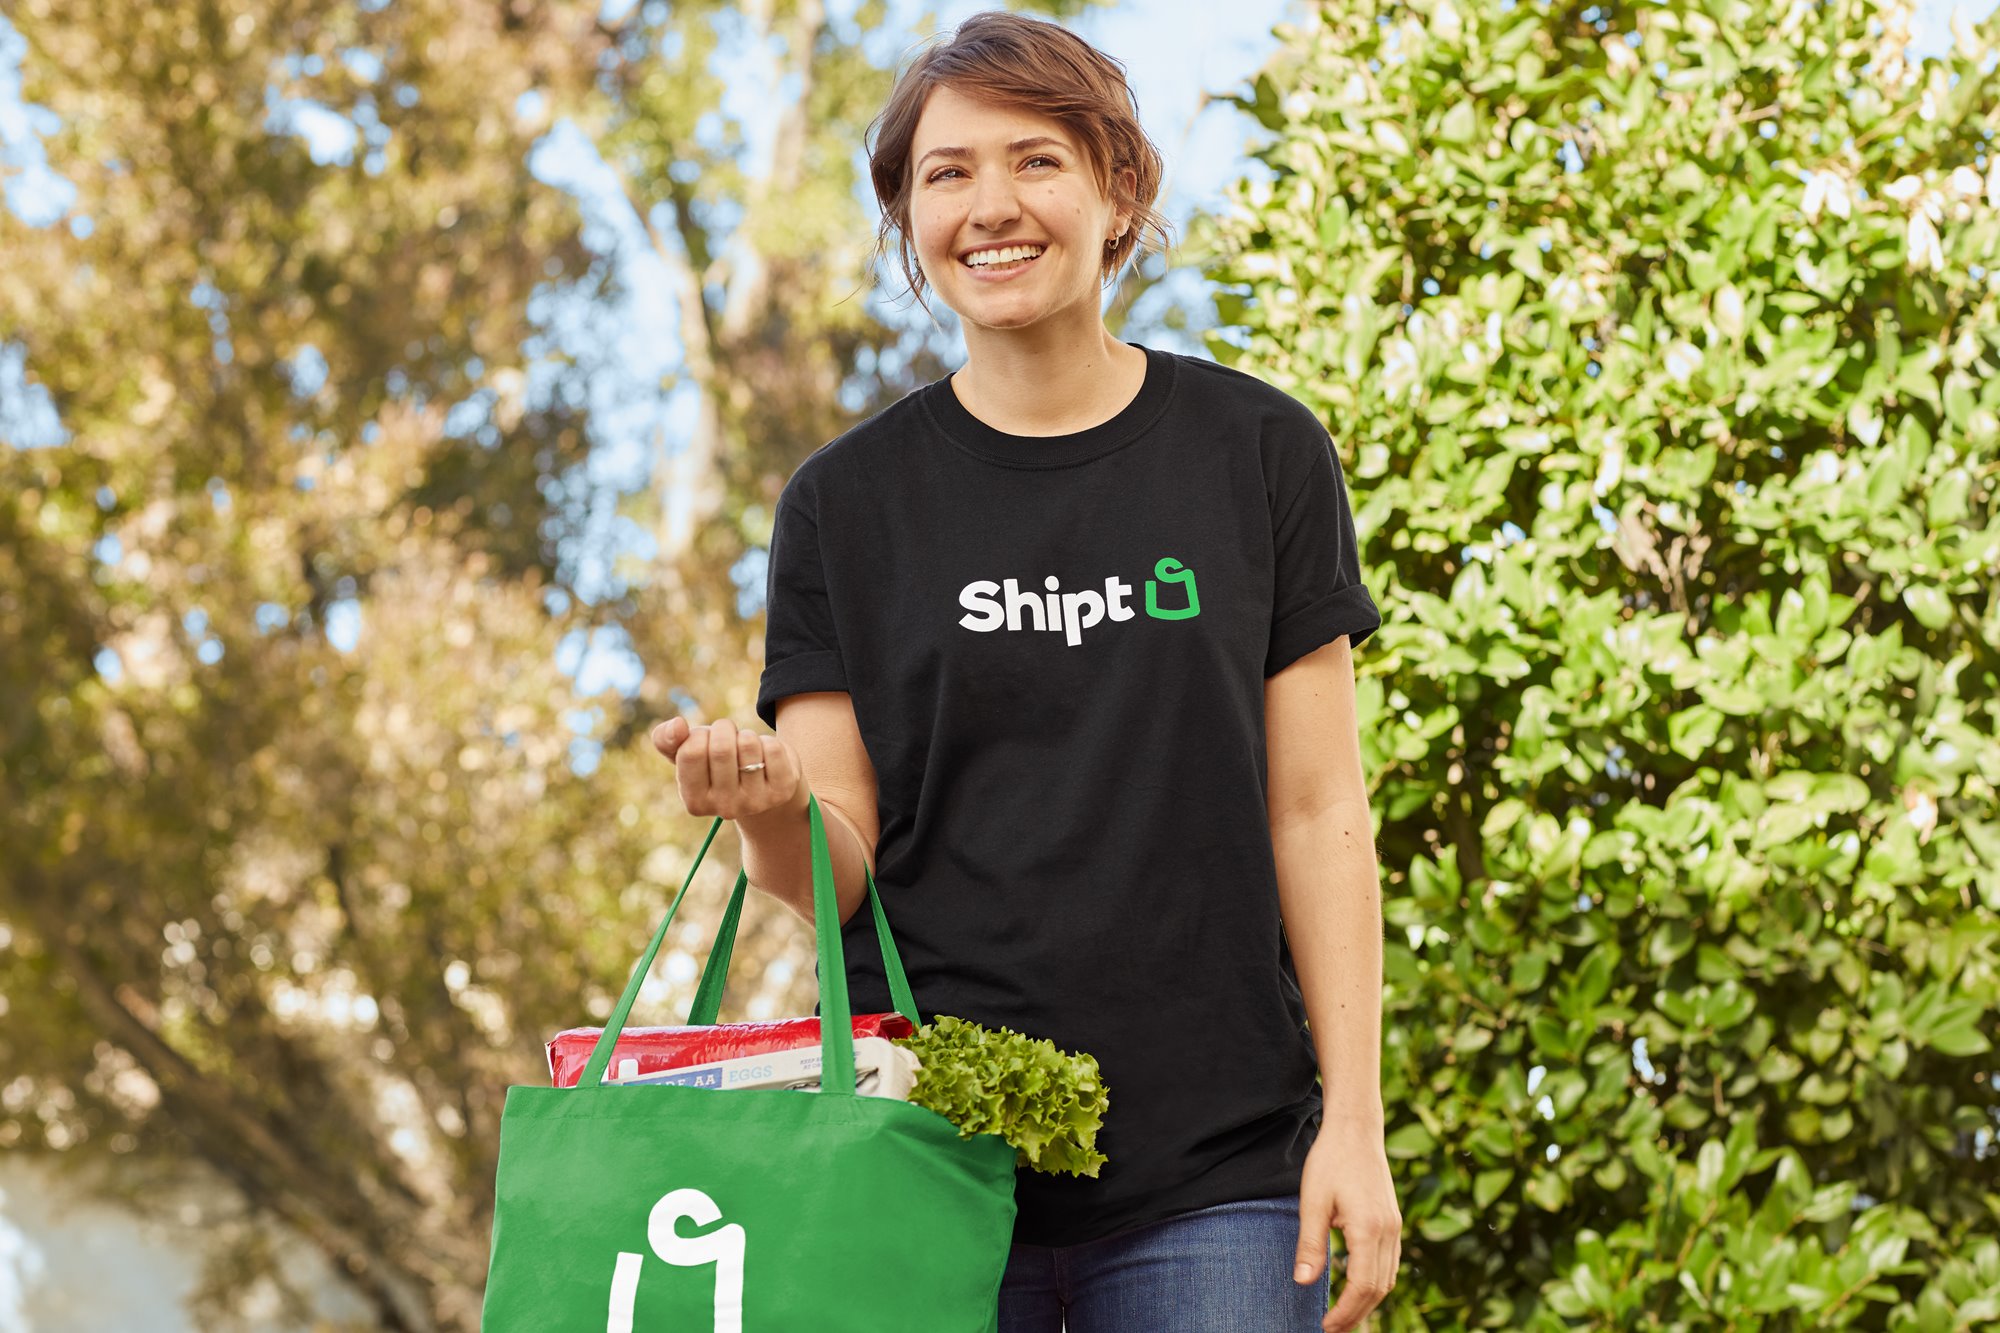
[906,85,1131,334]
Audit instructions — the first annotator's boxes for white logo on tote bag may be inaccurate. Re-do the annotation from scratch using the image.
[606,1187,746,1333]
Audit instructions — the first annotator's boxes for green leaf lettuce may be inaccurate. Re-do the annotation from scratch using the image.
[892,1015,1109,1178]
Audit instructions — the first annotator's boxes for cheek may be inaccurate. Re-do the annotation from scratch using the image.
[1058,197,1090,235]
[910,201,955,253]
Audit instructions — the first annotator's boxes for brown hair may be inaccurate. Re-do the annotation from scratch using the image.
[866,11,1172,314]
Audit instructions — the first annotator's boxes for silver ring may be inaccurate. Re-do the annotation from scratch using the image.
[737,762,766,773]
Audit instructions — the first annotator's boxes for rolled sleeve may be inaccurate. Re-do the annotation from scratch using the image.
[1264,425,1382,677]
[756,492,849,727]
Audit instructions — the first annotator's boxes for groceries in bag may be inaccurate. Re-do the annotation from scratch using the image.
[897,1015,1109,1178]
[545,1011,915,1088]
[605,1034,922,1101]
[479,798,1019,1332]
[554,1008,1109,1177]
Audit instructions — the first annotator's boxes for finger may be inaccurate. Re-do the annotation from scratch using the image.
[677,724,713,808]
[1326,1278,1390,1332]
[764,735,800,806]
[735,725,767,793]
[1294,1190,1333,1286]
[650,716,687,756]
[1320,1248,1351,1333]
[1324,1277,1373,1333]
[705,718,740,801]
[1323,1231,1393,1332]
[1366,1216,1401,1296]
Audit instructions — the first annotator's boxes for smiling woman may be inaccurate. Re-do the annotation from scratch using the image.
[883,83,1153,432]
[673,10,1398,1333]
[865,26,1168,324]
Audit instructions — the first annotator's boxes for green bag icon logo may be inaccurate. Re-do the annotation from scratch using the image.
[1144,557,1200,620]
[607,1187,746,1333]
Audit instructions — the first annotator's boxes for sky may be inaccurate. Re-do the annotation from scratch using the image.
[486,0,1997,726]
[0,3,1995,725]
[0,0,1315,763]
[0,0,1994,755]
[519,0,1308,693]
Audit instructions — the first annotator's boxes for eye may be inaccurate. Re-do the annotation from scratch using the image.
[924,154,1064,183]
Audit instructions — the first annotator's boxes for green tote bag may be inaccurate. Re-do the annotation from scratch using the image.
[480,793,1019,1332]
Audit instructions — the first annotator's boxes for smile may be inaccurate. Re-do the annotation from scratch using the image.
[964,245,1048,278]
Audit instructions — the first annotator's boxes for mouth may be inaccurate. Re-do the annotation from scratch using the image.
[956,243,1048,276]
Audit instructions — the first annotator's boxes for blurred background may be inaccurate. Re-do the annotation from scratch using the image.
[2,0,1996,1329]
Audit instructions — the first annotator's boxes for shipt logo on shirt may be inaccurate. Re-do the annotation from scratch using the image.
[958,556,1199,646]
[607,1187,745,1332]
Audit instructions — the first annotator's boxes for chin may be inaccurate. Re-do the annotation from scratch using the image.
[946,287,1092,333]
[962,305,1050,331]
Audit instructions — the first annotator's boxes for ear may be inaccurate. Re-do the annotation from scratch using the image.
[1111,166,1140,241]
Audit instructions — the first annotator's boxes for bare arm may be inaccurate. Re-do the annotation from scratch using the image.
[736,692,881,928]
[1266,633,1384,1125]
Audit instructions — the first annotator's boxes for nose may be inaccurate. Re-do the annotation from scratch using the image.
[966,167,1022,233]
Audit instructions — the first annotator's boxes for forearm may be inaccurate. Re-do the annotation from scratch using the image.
[736,783,871,928]
[1272,795,1385,1128]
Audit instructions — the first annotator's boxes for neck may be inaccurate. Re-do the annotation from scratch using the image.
[954,309,1142,437]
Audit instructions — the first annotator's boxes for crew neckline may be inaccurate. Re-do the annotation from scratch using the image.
[921,342,1178,469]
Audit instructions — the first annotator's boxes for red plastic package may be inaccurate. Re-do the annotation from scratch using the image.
[546,1013,917,1088]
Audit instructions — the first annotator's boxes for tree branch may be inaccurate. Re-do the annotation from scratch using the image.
[16,863,483,1331]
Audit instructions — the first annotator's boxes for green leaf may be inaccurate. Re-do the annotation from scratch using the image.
[1438,100,1477,145]
[1386,1120,1438,1158]
[895,1016,1108,1177]
[1467,1118,1519,1162]
[1903,585,1952,630]
[1927,1023,1992,1057]
[1944,373,1978,431]
[1668,705,1723,759]
[1372,120,1412,156]
[1419,1205,1474,1241]
[1696,1137,1726,1197]
[1570,942,1618,1008]
[1955,1297,2000,1326]
[1531,1014,1575,1059]
[1708,981,1755,1031]
[1543,1070,1588,1119]
[1522,1169,1567,1212]
[1648,920,1695,967]
[1928,469,1971,528]
[1474,1167,1515,1209]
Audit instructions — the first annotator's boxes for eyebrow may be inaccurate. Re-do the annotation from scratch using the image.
[915,136,1070,173]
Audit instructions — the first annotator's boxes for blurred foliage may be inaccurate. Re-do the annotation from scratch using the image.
[1201,0,2000,1327]
[0,0,1095,1330]
[15,0,1996,1327]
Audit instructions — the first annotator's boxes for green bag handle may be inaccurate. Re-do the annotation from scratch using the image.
[577,793,918,1093]
[685,837,919,1030]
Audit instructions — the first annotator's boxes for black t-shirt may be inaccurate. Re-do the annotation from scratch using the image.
[755,342,1382,1247]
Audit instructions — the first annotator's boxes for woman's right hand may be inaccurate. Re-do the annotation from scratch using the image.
[649,715,806,824]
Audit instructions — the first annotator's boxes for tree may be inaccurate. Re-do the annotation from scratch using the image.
[1201,0,2000,1326]
[0,2,627,1325]
[1,0,1143,1326]
[587,0,1108,569]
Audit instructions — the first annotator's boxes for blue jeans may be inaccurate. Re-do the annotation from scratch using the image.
[998,1194,1331,1332]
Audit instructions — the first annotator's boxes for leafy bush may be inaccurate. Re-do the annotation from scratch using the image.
[1199,0,2000,1326]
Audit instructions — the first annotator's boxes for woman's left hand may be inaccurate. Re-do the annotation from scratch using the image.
[1293,1125,1402,1332]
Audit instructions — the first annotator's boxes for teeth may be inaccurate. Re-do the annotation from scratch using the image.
[965,245,1045,267]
